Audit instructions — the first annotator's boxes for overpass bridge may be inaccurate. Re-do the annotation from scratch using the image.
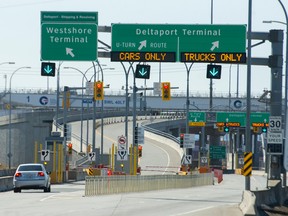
[0,92,270,111]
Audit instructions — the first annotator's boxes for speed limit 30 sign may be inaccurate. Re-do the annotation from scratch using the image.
[269,116,282,133]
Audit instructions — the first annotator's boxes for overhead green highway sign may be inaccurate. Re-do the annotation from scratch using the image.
[216,112,270,127]
[111,24,246,63]
[189,112,206,126]
[41,11,98,61]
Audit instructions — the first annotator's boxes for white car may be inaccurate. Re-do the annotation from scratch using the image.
[13,163,51,193]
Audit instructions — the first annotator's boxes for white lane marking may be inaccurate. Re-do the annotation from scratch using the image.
[170,206,216,216]
[40,191,83,202]
[40,194,58,202]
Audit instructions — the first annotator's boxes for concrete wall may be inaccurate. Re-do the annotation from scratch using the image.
[0,111,55,168]
[0,176,13,192]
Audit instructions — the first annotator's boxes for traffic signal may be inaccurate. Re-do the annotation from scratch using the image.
[180,133,184,148]
[64,124,67,137]
[94,81,104,100]
[161,82,171,101]
[253,126,260,134]
[261,126,267,133]
[135,64,151,79]
[41,62,56,77]
[224,126,229,133]
[68,143,72,154]
[134,126,138,145]
[206,64,221,79]
[62,90,70,109]
[218,126,224,132]
[138,145,142,157]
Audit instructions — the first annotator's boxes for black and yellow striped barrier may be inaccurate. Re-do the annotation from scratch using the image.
[88,167,93,176]
[242,152,252,176]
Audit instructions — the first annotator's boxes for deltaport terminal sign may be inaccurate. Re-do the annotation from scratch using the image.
[111,24,246,63]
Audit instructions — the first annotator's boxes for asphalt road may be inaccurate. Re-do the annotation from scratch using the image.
[1,172,270,216]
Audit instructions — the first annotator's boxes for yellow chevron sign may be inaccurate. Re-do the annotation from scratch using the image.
[242,152,252,176]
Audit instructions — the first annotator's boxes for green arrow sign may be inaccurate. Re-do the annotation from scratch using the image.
[111,24,246,63]
[135,64,151,79]
[41,62,55,77]
[206,64,221,79]
[41,11,98,61]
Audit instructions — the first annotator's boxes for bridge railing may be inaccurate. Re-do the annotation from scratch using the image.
[85,173,213,196]
[141,121,180,144]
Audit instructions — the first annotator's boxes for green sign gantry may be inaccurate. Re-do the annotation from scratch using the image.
[111,24,246,63]
[41,11,98,61]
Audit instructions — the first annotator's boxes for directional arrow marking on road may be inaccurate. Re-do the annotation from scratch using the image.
[66,48,75,57]
[209,68,219,76]
[210,41,219,51]
[138,40,147,50]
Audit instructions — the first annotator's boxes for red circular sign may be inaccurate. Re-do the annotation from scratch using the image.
[118,136,126,144]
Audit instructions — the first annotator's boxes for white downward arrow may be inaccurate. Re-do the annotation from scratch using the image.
[66,48,75,57]
[210,41,219,51]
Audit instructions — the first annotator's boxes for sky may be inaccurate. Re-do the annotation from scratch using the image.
[0,0,287,98]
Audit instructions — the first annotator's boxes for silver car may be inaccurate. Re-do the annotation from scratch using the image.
[13,163,51,193]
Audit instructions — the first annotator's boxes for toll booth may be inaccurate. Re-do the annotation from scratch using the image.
[35,131,64,184]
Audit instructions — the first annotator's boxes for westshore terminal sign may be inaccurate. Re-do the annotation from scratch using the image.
[41,11,98,61]
[111,24,246,63]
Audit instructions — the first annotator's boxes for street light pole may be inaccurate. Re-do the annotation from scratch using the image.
[0,62,15,94]
[229,64,232,111]
[263,1,288,185]
[55,62,63,132]
[97,67,114,163]
[63,66,93,153]
[8,66,31,169]
[0,62,15,66]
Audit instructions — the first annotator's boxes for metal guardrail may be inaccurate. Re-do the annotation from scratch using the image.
[141,121,180,144]
[85,173,213,196]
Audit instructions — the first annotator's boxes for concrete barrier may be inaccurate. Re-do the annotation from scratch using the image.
[239,190,256,215]
[68,170,88,181]
[240,182,288,215]
[85,173,213,196]
[144,130,184,158]
[0,176,13,192]
[0,169,16,177]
